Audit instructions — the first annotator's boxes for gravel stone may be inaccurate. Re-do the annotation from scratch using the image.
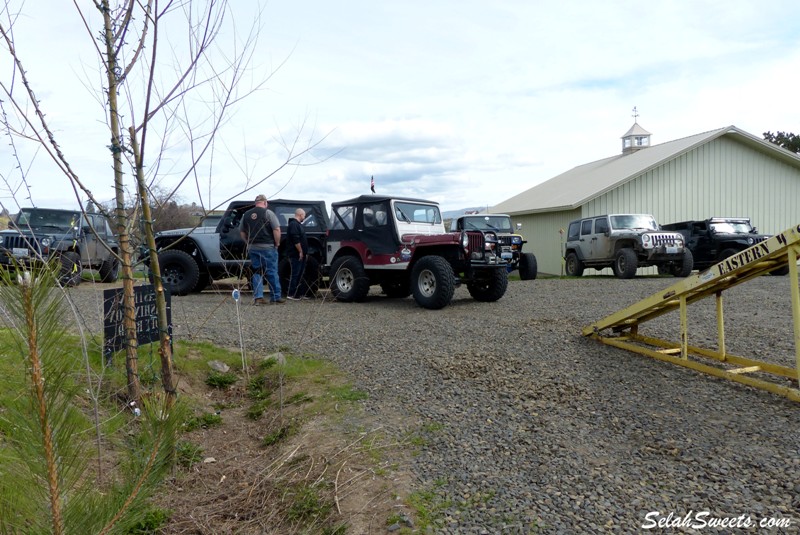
[66,275,800,533]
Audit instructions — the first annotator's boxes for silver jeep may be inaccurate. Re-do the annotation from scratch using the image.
[563,214,693,279]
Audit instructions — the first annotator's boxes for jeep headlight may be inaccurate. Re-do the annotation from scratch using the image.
[460,231,469,251]
[41,237,51,248]
[747,237,754,245]
[642,234,653,249]
[484,232,497,252]
[511,236,522,245]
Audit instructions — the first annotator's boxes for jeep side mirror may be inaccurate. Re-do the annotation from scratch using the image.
[516,223,522,231]
[751,227,758,234]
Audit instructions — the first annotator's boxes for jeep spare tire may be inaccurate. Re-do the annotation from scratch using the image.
[411,255,455,309]
[99,256,120,283]
[158,249,200,296]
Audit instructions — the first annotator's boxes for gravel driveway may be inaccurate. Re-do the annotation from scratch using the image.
[71,275,800,534]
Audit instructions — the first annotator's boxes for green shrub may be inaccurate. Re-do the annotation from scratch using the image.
[205,370,238,389]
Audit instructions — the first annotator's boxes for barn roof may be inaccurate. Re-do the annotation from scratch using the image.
[492,126,800,215]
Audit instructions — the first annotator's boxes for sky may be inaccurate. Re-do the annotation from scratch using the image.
[2,1,800,215]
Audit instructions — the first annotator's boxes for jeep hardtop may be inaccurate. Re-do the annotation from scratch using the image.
[564,213,692,279]
[450,213,537,280]
[325,195,508,309]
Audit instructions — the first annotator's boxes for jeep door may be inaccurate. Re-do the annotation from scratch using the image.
[358,201,397,254]
[575,219,594,260]
[82,214,101,265]
[590,216,613,260]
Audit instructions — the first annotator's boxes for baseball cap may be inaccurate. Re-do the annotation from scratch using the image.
[255,194,267,202]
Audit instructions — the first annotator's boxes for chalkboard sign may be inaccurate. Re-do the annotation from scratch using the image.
[103,284,172,360]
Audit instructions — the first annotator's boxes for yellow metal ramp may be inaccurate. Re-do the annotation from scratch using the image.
[583,224,800,402]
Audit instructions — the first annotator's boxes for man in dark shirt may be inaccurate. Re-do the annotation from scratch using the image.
[286,208,309,300]
[239,194,284,304]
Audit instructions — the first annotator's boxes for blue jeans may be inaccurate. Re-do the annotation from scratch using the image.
[250,247,280,301]
[287,256,307,298]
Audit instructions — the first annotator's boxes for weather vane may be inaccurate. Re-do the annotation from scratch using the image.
[632,106,639,122]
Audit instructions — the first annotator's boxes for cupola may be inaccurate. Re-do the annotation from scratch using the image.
[621,107,651,155]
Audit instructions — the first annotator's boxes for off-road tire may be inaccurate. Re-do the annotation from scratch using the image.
[59,252,83,287]
[98,256,120,283]
[675,249,693,277]
[565,252,584,277]
[467,267,508,302]
[519,252,538,280]
[769,265,790,276]
[613,248,638,279]
[330,256,370,302]
[280,256,323,297]
[158,249,201,296]
[410,256,455,309]
[380,279,412,298]
[718,248,738,262]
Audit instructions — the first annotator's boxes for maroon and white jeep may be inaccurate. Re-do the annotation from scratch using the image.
[324,195,508,309]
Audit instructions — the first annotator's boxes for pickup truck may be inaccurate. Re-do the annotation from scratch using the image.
[151,199,329,294]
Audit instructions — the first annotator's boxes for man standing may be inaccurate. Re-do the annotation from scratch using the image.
[286,208,309,300]
[239,194,284,305]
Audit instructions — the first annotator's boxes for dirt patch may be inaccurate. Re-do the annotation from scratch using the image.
[155,360,416,534]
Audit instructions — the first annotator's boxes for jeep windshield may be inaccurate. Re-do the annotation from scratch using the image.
[610,215,658,231]
[710,220,753,234]
[393,202,442,224]
[463,216,512,232]
[15,209,80,231]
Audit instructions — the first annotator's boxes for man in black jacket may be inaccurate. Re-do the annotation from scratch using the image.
[286,208,309,300]
[239,194,284,304]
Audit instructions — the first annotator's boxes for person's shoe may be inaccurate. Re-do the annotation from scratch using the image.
[286,296,300,301]
[253,298,266,306]
[271,298,286,304]
[301,295,312,300]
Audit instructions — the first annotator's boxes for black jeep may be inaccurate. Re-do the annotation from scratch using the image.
[661,217,789,275]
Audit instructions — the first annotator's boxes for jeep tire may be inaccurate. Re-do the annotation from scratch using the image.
[330,256,370,302]
[675,249,693,277]
[613,248,638,279]
[565,252,584,277]
[467,267,508,302]
[158,249,201,296]
[99,256,120,283]
[280,256,322,297]
[411,255,455,310]
[519,252,538,280]
[59,252,83,287]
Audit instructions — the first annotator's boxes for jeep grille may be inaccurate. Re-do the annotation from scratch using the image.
[467,231,485,259]
[2,235,39,253]
[498,236,513,246]
[649,233,680,246]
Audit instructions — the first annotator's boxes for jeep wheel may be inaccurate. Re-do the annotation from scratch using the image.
[98,256,120,283]
[280,256,323,297]
[769,265,790,276]
[330,256,370,302]
[519,252,538,280]
[467,267,508,302]
[158,249,200,296]
[380,279,411,298]
[59,252,83,287]
[675,249,693,277]
[613,248,637,279]
[565,252,584,277]
[411,256,455,309]
[717,248,738,262]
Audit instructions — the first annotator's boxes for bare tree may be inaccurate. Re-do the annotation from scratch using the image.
[1,0,320,401]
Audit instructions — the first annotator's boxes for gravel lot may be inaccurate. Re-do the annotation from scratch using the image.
[70,275,800,534]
